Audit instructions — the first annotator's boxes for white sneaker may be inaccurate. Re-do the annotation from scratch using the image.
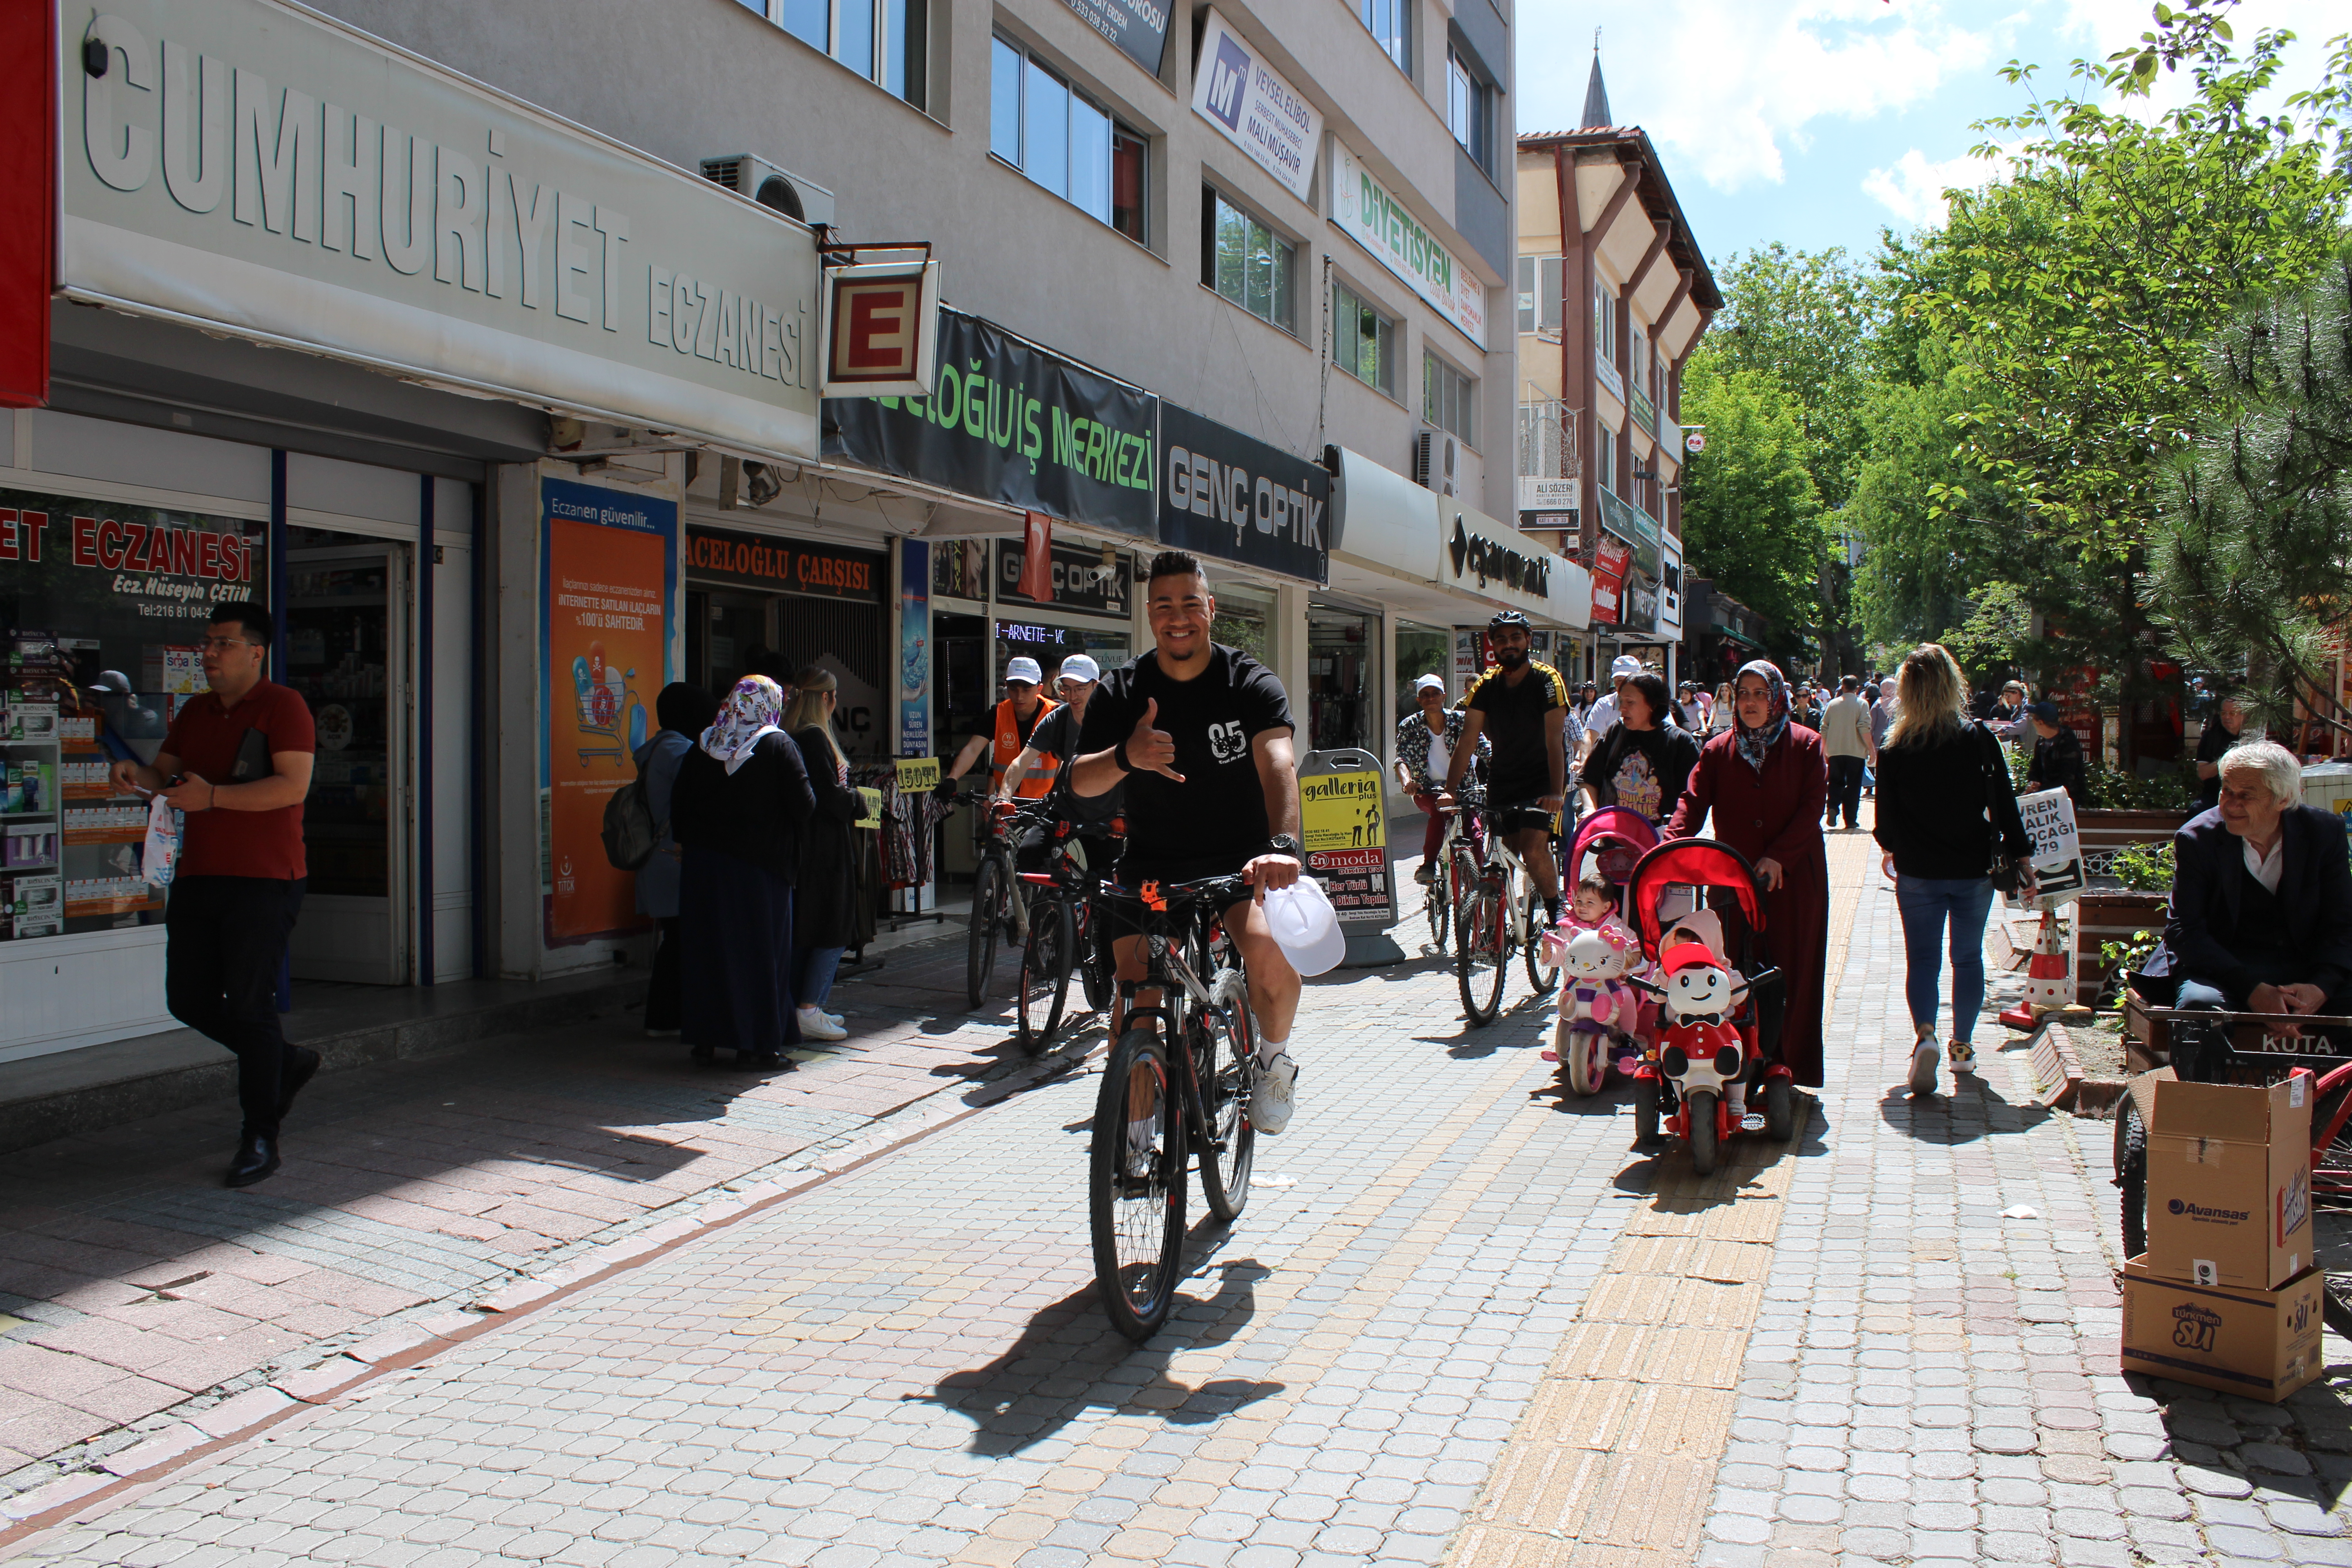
[1252,1051,1298,1135]
[823,1011,845,1030]
[795,1006,847,1042]
[1908,1039,1940,1095]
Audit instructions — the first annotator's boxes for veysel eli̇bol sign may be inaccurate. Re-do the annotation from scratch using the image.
[60,0,824,461]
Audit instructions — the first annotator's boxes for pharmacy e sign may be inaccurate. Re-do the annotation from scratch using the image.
[821,259,941,398]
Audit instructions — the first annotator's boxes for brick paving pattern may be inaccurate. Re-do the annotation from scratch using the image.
[5,806,2352,1565]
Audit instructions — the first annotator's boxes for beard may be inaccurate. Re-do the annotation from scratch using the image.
[1495,647,1529,669]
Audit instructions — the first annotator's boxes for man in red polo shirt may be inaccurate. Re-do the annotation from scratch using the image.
[109,602,317,1187]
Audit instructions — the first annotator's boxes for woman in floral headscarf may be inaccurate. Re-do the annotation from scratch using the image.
[1663,659,1831,1090]
[669,675,816,1070]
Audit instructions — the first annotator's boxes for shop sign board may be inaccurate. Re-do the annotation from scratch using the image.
[59,0,824,461]
[1590,534,1627,626]
[1157,403,1328,585]
[683,526,884,603]
[931,539,987,602]
[2,487,264,626]
[994,541,1132,621]
[820,260,941,398]
[1658,538,1683,634]
[1330,446,1437,573]
[539,476,674,947]
[1056,0,1171,78]
[1190,10,1320,206]
[1330,141,1485,350]
[1298,749,1394,929]
[1595,490,1661,581]
[1518,476,1577,513]
[828,310,1158,539]
[897,539,930,758]
[1437,497,1588,630]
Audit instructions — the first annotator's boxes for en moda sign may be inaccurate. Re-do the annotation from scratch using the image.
[1329,140,1485,350]
[685,526,885,604]
[1189,10,1321,206]
[61,0,823,461]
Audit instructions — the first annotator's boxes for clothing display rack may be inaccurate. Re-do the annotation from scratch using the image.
[853,763,946,931]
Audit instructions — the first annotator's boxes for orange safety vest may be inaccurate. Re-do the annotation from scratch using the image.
[991,696,1060,799]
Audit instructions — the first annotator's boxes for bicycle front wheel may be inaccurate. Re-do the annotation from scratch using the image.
[1195,978,1257,1224]
[966,856,1004,1010]
[1076,905,1113,1013]
[1014,897,1075,1056]
[1523,884,1560,996]
[1423,868,1451,954]
[1458,884,1506,1026]
[1090,1028,1188,1343]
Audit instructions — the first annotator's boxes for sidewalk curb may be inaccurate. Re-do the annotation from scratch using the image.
[0,1032,1103,1552]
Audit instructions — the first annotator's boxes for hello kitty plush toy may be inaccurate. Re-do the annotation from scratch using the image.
[1544,919,1644,1090]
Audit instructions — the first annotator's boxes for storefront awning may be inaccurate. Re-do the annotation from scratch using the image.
[1330,448,1588,630]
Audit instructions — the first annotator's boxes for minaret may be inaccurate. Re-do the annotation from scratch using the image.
[1582,34,1612,129]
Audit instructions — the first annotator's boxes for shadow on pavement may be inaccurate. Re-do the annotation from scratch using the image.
[1876,1071,2051,1145]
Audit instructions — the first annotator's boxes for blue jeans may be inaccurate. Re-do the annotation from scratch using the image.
[1895,875,1998,1040]
[796,945,847,1010]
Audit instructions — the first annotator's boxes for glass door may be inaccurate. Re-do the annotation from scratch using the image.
[284,529,410,985]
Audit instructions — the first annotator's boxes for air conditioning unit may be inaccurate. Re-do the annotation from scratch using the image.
[1411,430,1460,496]
[699,154,835,228]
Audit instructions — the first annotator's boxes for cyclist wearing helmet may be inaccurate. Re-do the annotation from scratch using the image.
[1439,611,1570,927]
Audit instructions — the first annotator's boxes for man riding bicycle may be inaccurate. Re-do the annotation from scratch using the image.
[1070,552,1305,1135]
[1440,610,1570,928]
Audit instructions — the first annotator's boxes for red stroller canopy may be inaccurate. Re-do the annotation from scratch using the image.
[1568,808,1659,885]
[1627,838,1767,959]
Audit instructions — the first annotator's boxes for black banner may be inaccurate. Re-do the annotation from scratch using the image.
[995,541,1132,620]
[685,526,885,603]
[1156,404,1328,585]
[826,311,1158,539]
[1055,0,1169,77]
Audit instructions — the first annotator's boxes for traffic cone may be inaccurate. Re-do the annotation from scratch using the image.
[2000,909,2071,1030]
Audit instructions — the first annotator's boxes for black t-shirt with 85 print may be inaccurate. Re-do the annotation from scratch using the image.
[1076,644,1294,870]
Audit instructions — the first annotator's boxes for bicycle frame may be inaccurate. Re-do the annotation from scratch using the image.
[1115,908,1239,1157]
[1476,817,1543,949]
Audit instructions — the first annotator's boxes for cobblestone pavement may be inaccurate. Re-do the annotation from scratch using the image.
[8,813,2352,1565]
[0,939,1055,1493]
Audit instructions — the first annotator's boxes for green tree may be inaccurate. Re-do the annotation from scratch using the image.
[1677,358,1825,664]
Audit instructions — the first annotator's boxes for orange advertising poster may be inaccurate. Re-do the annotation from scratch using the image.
[541,477,676,945]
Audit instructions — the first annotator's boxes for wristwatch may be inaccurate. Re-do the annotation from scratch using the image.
[1264,833,1301,858]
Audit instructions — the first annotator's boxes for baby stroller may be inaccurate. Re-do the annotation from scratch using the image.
[1622,838,1796,1174]
[1566,807,1657,892]
[1544,809,1661,1095]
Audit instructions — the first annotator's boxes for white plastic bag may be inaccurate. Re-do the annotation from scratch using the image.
[140,793,183,888]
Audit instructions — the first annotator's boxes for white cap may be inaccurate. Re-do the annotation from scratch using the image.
[1262,879,1346,978]
[1611,655,1643,679]
[1004,656,1044,685]
[1058,654,1101,683]
[1414,674,1446,695]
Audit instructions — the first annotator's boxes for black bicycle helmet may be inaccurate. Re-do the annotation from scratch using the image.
[1487,608,1533,634]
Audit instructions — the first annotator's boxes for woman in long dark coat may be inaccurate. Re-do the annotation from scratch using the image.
[781,666,865,1043]
[1663,660,1831,1088]
[671,675,815,1070]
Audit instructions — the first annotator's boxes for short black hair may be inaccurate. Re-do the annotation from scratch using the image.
[1147,550,1205,586]
[207,602,272,644]
[1839,674,1859,691]
[656,681,716,736]
[1625,672,1676,727]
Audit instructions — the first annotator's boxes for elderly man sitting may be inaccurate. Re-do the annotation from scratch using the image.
[2161,740,2352,1037]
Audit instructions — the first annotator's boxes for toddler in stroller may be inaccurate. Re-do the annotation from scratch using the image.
[1540,809,1660,1096]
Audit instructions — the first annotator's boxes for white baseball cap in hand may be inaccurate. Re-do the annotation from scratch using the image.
[1262,877,1346,977]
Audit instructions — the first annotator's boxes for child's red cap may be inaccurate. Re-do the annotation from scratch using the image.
[1659,941,1722,976]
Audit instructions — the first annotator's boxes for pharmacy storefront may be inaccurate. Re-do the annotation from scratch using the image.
[1,0,823,1055]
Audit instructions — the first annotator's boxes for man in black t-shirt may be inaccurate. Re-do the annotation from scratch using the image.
[1441,611,1569,926]
[1073,553,1305,1134]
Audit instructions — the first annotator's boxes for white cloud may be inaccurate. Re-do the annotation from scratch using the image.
[1517,1,2016,193]
[2051,0,2345,122]
[1861,144,2005,226]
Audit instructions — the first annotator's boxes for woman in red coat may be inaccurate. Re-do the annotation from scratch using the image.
[1663,661,1831,1088]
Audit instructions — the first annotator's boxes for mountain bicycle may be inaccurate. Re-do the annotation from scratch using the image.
[1014,821,1119,1056]
[966,795,1049,1010]
[1457,799,1562,1026]
[1088,874,1258,1343]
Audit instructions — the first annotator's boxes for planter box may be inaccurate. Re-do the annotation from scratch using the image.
[2078,808,2189,862]
[2074,891,2168,1007]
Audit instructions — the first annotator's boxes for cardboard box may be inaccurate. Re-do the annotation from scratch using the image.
[2121,1256,2324,1402]
[2145,1076,2313,1289]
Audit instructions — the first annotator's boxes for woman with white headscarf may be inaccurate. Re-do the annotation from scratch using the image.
[670,675,816,1069]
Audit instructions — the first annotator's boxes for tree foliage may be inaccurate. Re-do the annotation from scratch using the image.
[1675,356,1824,662]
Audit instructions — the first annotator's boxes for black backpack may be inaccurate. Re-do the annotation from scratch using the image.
[601,775,661,871]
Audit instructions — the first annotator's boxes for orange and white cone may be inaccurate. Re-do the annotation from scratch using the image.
[2000,910,2071,1029]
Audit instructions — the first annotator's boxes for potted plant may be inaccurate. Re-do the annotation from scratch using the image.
[2073,840,2173,1006]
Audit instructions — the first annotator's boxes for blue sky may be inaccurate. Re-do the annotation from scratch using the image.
[1513,0,2349,275]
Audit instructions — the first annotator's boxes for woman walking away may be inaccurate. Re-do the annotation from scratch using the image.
[634,682,716,1037]
[1580,671,1702,830]
[672,675,816,1070]
[1665,661,1831,1089]
[782,667,866,1044]
[1872,644,2036,1094]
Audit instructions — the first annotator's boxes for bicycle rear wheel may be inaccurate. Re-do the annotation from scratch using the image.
[1090,1028,1188,1343]
[1076,905,1113,1013]
[966,857,1004,1010]
[1458,883,1506,1026]
[1196,975,1257,1224]
[1424,868,1451,954]
[1014,897,1074,1056]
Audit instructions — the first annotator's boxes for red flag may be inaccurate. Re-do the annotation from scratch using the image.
[0,0,56,408]
[1017,511,1054,601]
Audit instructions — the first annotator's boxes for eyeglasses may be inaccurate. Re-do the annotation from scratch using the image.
[199,636,264,652]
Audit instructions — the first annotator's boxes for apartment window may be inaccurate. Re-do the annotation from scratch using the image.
[1592,279,1618,362]
[1202,188,1297,333]
[764,0,926,108]
[1515,256,1563,334]
[1359,0,1411,76]
[1333,282,1397,395]
[1597,428,1617,495]
[991,37,1147,242]
[1446,51,1494,174]
[1423,352,1474,447]
[1629,325,1648,397]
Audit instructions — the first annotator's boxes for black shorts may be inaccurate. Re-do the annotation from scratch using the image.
[1102,852,1254,941]
[1492,801,1559,836]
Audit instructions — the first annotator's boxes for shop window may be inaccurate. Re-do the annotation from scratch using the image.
[1358,0,1411,77]
[1308,606,1375,753]
[992,37,1148,243]
[1447,49,1494,176]
[1211,583,1276,670]
[1395,622,1450,722]
[1423,352,1474,448]
[1515,256,1562,335]
[0,488,270,942]
[764,0,927,108]
[1333,281,1397,397]
[1202,188,1297,333]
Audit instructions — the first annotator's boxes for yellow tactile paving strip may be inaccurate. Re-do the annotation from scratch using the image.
[1449,828,1878,1568]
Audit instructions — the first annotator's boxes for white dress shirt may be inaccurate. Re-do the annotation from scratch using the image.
[2245,832,2286,894]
